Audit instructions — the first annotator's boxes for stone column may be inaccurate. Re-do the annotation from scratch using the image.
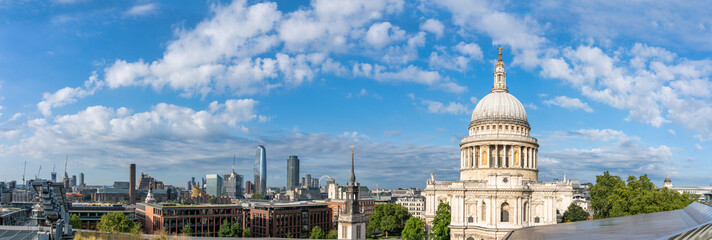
[534,149,537,169]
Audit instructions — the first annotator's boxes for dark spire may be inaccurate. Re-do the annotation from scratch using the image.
[350,146,356,185]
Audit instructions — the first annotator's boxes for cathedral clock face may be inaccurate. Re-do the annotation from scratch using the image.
[503,178,508,183]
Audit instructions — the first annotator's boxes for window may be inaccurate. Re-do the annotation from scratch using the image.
[501,203,510,223]
[523,203,528,221]
[481,202,486,221]
[357,225,361,239]
[468,217,473,223]
[534,217,540,223]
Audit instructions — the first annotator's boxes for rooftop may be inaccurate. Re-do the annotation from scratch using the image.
[504,202,712,240]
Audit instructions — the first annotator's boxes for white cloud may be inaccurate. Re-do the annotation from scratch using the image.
[668,129,676,135]
[37,72,100,116]
[125,3,157,16]
[365,22,405,49]
[454,42,483,59]
[354,63,466,93]
[420,19,444,38]
[524,103,538,110]
[421,100,468,115]
[574,129,629,142]
[544,96,593,112]
[695,144,703,151]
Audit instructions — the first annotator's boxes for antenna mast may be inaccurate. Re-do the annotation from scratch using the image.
[64,155,68,175]
[233,152,236,173]
[36,165,42,179]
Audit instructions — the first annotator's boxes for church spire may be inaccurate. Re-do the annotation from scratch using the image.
[350,145,356,185]
[492,46,508,93]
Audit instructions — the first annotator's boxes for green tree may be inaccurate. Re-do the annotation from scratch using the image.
[431,203,451,240]
[562,203,589,222]
[368,203,410,237]
[401,217,426,240]
[97,212,137,233]
[251,193,265,200]
[182,223,193,236]
[590,171,697,219]
[310,226,326,239]
[69,214,81,229]
[326,229,338,239]
[243,227,251,237]
[231,221,243,237]
[208,197,218,204]
[218,220,232,237]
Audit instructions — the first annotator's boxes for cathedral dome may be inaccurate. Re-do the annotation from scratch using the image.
[471,92,528,123]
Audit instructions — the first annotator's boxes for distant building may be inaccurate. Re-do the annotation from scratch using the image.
[92,188,167,203]
[62,172,70,190]
[0,207,29,226]
[205,174,223,197]
[395,195,425,219]
[51,172,57,183]
[71,175,77,187]
[223,172,244,199]
[254,145,267,195]
[287,156,300,190]
[113,181,130,189]
[69,203,136,230]
[245,181,254,195]
[323,199,375,226]
[338,147,367,240]
[662,175,712,200]
[138,173,164,190]
[136,203,244,236]
[79,173,84,186]
[129,163,136,205]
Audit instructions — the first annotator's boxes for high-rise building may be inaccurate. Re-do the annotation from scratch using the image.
[287,155,299,190]
[130,163,136,205]
[63,172,70,190]
[254,145,267,195]
[222,172,244,199]
[245,181,254,194]
[71,175,77,187]
[51,172,57,183]
[79,173,85,186]
[205,174,223,197]
[305,174,312,188]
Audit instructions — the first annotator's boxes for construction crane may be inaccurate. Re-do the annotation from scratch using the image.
[36,165,42,179]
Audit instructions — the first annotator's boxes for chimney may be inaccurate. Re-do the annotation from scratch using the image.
[130,163,136,205]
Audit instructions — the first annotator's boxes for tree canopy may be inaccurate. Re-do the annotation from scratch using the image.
[368,203,410,237]
[69,214,81,229]
[326,229,338,239]
[562,203,589,222]
[218,219,243,237]
[182,223,193,236]
[590,171,697,219]
[309,226,326,239]
[96,212,140,234]
[251,193,265,200]
[431,202,451,240]
[401,217,426,240]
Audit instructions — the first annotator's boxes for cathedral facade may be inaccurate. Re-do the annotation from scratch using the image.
[424,49,573,240]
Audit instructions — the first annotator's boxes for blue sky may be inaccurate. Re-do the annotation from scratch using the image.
[1,0,711,189]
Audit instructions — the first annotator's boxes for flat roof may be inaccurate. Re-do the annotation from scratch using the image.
[504,202,712,240]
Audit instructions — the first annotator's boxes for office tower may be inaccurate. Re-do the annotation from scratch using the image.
[191,177,196,187]
[62,172,70,190]
[287,156,299,190]
[305,174,312,188]
[8,181,16,189]
[130,163,136,205]
[206,174,223,197]
[71,175,77,187]
[79,173,84,186]
[51,172,57,183]
[326,178,335,187]
[245,181,253,194]
[223,172,244,199]
[187,181,192,190]
[254,145,267,195]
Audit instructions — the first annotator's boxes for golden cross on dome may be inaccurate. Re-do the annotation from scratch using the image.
[497,45,503,60]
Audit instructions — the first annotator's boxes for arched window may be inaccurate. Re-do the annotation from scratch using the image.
[481,202,486,222]
[534,217,540,223]
[501,203,510,223]
[523,202,528,221]
[468,217,473,223]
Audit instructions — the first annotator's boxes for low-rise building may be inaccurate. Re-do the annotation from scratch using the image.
[136,203,244,236]
[69,203,136,230]
[395,195,425,219]
[92,188,168,203]
[245,201,332,238]
[0,207,29,226]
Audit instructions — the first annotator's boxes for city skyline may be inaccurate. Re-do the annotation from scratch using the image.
[1,0,711,189]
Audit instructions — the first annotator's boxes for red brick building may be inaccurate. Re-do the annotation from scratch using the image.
[136,203,244,237]
[246,201,332,238]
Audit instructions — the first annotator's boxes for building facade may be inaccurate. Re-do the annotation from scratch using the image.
[246,201,332,238]
[662,175,712,200]
[206,174,223,197]
[287,156,300,190]
[136,203,244,236]
[223,172,244,199]
[396,195,425,219]
[69,203,136,230]
[254,145,267,196]
[424,49,573,240]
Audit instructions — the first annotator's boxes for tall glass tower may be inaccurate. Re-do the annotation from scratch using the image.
[254,145,267,196]
[287,155,299,190]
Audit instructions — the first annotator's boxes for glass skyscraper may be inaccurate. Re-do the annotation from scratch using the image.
[205,174,223,197]
[287,155,299,190]
[254,145,267,196]
[223,172,244,199]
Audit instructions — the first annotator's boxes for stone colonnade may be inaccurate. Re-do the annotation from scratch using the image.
[460,144,537,169]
